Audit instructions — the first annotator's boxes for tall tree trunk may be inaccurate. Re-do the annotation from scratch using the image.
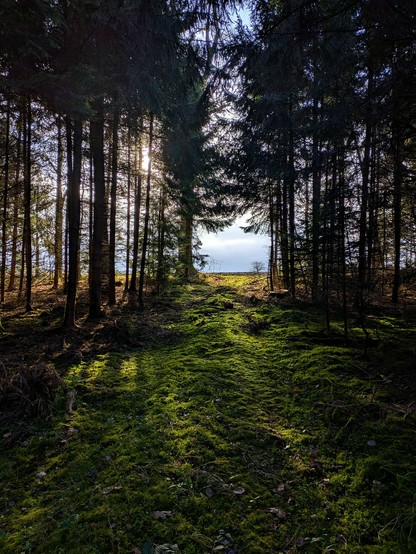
[356,69,373,314]
[18,226,25,299]
[322,158,330,332]
[1,99,10,303]
[34,187,40,279]
[89,99,105,318]
[281,173,289,289]
[23,101,32,312]
[156,184,167,295]
[288,119,296,298]
[125,122,132,292]
[367,132,377,288]
[63,206,68,295]
[268,181,275,291]
[138,113,154,309]
[338,147,348,336]
[8,126,21,291]
[54,117,64,289]
[179,212,194,282]
[108,101,119,306]
[129,119,143,293]
[391,120,403,304]
[62,118,82,329]
[311,97,321,303]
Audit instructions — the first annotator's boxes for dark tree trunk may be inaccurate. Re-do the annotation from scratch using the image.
[54,117,64,289]
[108,101,119,306]
[89,99,105,319]
[356,69,373,314]
[124,122,132,292]
[129,119,143,293]
[322,158,330,332]
[392,123,403,304]
[179,213,194,282]
[138,113,154,309]
[288,120,296,298]
[34,187,40,279]
[311,98,321,303]
[8,127,21,292]
[1,100,10,303]
[62,118,82,329]
[281,175,289,290]
[268,181,275,291]
[23,101,32,312]
[338,147,348,336]
[156,184,167,295]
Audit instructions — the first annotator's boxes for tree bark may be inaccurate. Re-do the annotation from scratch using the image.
[8,126,21,292]
[356,69,373,313]
[179,213,194,282]
[23,101,32,312]
[391,122,403,304]
[1,99,10,303]
[129,119,143,293]
[62,118,82,329]
[311,97,321,303]
[54,117,64,289]
[156,184,167,295]
[138,113,154,309]
[124,122,132,292]
[88,99,105,318]
[288,114,296,298]
[108,101,119,306]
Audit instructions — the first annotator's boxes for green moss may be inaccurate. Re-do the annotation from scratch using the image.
[1,274,415,552]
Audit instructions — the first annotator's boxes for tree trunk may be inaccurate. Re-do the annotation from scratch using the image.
[288,119,296,298]
[23,101,32,312]
[54,117,64,289]
[108,101,119,306]
[156,184,167,295]
[281,174,289,289]
[268,181,275,291]
[8,126,21,291]
[1,99,10,303]
[89,99,105,319]
[179,213,194,282]
[338,147,348,336]
[356,69,373,313]
[311,97,321,303]
[34,187,40,279]
[322,158,330,332]
[129,119,143,293]
[62,118,82,329]
[125,122,132,292]
[392,122,403,304]
[138,113,154,309]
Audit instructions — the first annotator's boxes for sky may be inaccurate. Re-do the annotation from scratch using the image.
[197,7,258,273]
[198,216,269,273]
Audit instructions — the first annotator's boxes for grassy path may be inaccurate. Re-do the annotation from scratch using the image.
[1,276,416,553]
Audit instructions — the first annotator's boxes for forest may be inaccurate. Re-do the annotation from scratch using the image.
[1,1,416,553]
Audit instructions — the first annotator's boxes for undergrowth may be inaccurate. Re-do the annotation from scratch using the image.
[1,274,416,553]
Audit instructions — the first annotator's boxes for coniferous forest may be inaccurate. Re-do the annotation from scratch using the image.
[1,1,416,553]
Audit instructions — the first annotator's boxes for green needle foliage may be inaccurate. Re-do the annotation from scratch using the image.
[1,275,416,552]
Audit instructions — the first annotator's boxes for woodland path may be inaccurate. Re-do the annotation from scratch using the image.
[1,275,416,553]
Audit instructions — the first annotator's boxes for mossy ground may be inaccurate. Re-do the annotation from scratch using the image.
[1,274,416,553]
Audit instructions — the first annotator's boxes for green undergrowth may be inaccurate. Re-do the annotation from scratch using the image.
[1,275,416,553]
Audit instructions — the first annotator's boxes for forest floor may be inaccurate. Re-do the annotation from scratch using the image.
[1,274,416,553]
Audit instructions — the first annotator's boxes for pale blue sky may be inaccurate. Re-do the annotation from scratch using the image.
[198,216,269,272]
